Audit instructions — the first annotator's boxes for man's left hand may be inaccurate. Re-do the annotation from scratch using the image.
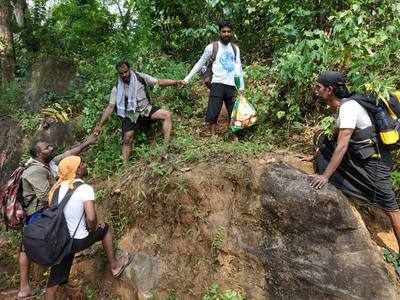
[309,174,329,189]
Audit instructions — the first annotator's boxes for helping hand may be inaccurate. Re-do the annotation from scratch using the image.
[309,174,329,189]
[175,80,186,87]
[93,125,102,137]
[299,155,314,162]
[86,133,99,145]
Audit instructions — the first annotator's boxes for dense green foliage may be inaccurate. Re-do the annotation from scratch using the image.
[1,0,400,176]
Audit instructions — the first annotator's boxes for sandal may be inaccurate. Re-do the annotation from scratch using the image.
[112,253,133,278]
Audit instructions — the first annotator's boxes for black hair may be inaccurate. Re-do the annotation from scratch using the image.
[116,60,130,70]
[318,71,351,99]
[332,85,351,99]
[29,140,41,158]
[218,20,233,31]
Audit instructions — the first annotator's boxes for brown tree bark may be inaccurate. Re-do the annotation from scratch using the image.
[13,0,27,27]
[0,0,15,83]
[12,0,38,51]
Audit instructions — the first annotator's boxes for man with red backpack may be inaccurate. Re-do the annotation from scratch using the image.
[9,135,97,299]
[183,20,245,136]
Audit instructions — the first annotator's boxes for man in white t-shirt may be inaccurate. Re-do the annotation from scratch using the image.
[183,20,244,136]
[44,156,131,300]
[309,71,400,253]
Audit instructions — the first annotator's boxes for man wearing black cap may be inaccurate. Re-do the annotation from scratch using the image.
[309,71,400,252]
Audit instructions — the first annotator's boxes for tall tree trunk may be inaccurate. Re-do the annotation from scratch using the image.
[13,0,27,27]
[12,0,39,51]
[0,0,15,83]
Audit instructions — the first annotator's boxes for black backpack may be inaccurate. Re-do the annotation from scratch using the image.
[347,93,400,150]
[22,182,84,267]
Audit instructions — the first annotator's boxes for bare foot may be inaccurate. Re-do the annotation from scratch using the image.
[17,286,33,299]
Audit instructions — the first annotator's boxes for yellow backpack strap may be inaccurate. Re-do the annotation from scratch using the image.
[378,94,397,120]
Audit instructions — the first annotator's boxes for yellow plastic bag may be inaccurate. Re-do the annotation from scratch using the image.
[230,95,257,133]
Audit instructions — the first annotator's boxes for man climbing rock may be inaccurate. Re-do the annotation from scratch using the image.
[309,70,400,252]
[93,60,182,162]
[17,135,97,299]
[183,20,244,136]
[44,156,131,300]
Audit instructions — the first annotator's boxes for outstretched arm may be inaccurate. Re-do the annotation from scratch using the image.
[184,45,212,83]
[58,134,98,161]
[94,103,115,135]
[157,79,181,87]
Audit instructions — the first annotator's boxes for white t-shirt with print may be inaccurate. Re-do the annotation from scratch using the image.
[57,179,95,239]
[184,41,244,90]
[337,99,372,129]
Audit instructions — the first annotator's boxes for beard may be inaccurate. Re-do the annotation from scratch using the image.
[220,36,231,45]
[122,76,130,84]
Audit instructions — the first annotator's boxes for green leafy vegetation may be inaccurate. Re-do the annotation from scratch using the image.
[383,248,400,275]
[202,283,244,300]
[320,116,336,139]
[2,0,399,178]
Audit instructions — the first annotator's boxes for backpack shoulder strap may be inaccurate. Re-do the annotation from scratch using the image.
[211,41,218,63]
[134,71,152,102]
[231,43,237,60]
[134,71,147,87]
[57,181,84,210]
[340,97,352,104]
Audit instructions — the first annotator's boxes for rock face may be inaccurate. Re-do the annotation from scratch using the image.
[24,57,76,112]
[261,162,399,299]
[0,117,23,186]
[123,252,161,299]
[3,154,397,299]
[111,161,267,299]
[36,121,74,149]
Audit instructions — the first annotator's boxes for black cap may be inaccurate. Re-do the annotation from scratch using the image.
[318,71,346,87]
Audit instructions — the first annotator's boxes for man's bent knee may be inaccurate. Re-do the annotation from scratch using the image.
[152,109,172,121]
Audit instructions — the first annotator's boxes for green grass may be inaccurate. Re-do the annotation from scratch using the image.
[0,226,22,290]
[202,283,244,300]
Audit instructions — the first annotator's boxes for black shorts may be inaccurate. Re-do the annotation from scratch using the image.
[120,106,160,135]
[47,224,109,287]
[206,83,237,123]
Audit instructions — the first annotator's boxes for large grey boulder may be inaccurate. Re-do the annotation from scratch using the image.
[261,162,399,299]
[122,252,161,299]
[24,57,76,112]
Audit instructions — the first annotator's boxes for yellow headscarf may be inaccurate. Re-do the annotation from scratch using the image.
[48,156,82,205]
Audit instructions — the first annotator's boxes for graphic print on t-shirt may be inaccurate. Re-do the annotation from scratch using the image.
[219,50,235,73]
